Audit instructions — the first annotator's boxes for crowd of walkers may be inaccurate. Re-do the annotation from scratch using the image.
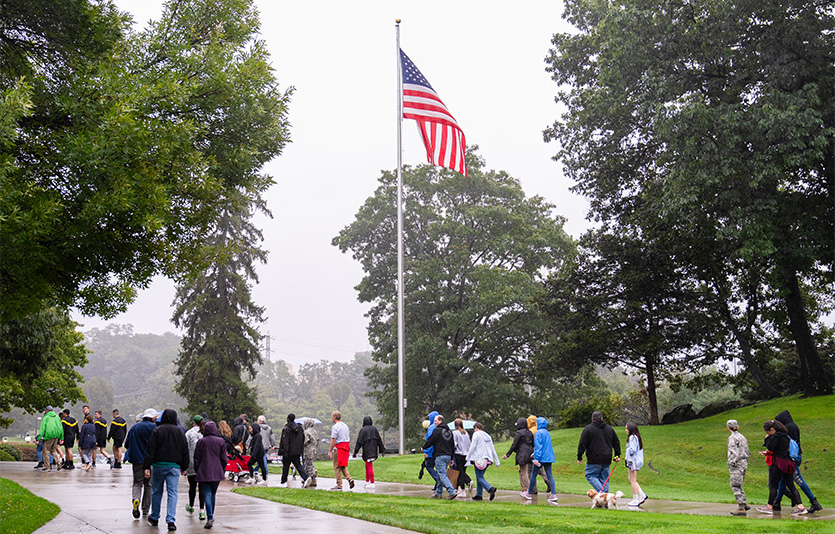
[30,402,823,530]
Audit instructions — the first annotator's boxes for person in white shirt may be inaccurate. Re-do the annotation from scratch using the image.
[327,411,355,490]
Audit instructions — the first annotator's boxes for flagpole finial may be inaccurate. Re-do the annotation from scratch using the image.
[396,18,401,24]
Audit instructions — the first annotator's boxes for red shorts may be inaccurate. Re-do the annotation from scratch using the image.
[336,442,350,467]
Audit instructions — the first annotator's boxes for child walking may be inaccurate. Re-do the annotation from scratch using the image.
[624,422,647,506]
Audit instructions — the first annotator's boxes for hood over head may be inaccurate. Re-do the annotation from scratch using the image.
[427,411,439,425]
[160,408,178,425]
[203,421,218,437]
[363,416,373,427]
[515,418,528,430]
[536,416,548,430]
[303,418,315,430]
[250,422,261,435]
[234,417,243,427]
[775,411,794,425]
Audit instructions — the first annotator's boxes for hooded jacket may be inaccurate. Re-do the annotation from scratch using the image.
[526,415,537,434]
[259,422,275,450]
[143,409,189,471]
[39,410,63,440]
[232,417,249,453]
[533,417,556,464]
[185,425,203,476]
[108,416,127,443]
[423,421,455,458]
[279,420,305,456]
[466,428,501,467]
[79,420,98,449]
[775,411,802,454]
[124,418,156,464]
[577,419,621,465]
[424,410,439,457]
[354,416,385,461]
[249,422,265,459]
[506,417,534,465]
[303,418,319,459]
[193,421,227,482]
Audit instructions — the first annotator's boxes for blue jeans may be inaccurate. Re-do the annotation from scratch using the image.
[433,455,456,496]
[474,466,493,497]
[424,456,439,492]
[199,481,220,520]
[529,462,556,496]
[150,465,180,524]
[585,463,610,492]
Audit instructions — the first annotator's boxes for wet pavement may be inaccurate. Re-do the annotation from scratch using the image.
[2,460,832,534]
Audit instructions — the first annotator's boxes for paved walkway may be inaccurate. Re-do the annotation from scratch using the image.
[2,460,831,534]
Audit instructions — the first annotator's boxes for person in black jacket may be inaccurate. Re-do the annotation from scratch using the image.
[143,408,189,530]
[503,417,534,493]
[232,417,249,455]
[247,422,267,484]
[422,414,458,499]
[353,416,385,488]
[756,419,806,515]
[774,410,823,513]
[108,409,127,468]
[60,409,79,470]
[278,414,308,487]
[577,411,621,493]
[94,410,113,466]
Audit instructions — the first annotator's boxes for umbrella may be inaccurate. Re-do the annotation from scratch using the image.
[447,420,477,430]
[294,417,323,425]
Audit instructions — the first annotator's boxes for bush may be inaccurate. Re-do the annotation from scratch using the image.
[18,443,37,462]
[558,393,624,429]
[0,449,15,461]
[0,442,22,461]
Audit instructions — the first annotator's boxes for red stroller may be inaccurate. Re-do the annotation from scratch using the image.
[225,453,252,482]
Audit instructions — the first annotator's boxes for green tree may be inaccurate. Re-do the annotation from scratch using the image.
[172,189,268,423]
[544,0,834,395]
[333,149,574,438]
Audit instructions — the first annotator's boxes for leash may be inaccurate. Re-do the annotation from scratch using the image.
[600,459,618,491]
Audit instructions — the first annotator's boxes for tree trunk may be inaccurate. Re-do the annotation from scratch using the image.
[779,263,833,396]
[719,301,781,399]
[646,358,659,425]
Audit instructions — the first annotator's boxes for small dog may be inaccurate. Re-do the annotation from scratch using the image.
[587,488,624,509]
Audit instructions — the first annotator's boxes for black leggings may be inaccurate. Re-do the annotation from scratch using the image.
[768,465,800,506]
[454,454,471,489]
[187,475,205,508]
[248,454,266,481]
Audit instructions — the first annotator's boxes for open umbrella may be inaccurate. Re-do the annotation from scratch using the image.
[294,417,323,425]
[447,420,477,430]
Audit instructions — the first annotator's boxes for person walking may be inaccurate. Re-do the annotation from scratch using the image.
[257,415,276,478]
[302,418,319,487]
[774,410,823,513]
[94,410,113,467]
[422,411,441,494]
[525,414,551,494]
[422,414,458,499]
[624,422,647,506]
[756,419,806,515]
[465,422,501,501]
[60,409,79,470]
[79,414,97,470]
[577,410,620,493]
[726,419,750,516]
[232,417,249,455]
[144,408,190,531]
[125,408,157,519]
[246,422,267,485]
[108,409,127,468]
[185,415,206,519]
[520,417,558,503]
[503,417,534,495]
[278,414,308,487]
[193,421,227,530]
[39,406,64,472]
[328,411,355,491]
[452,418,473,498]
[353,416,385,488]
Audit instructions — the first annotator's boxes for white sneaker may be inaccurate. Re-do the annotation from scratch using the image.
[520,491,532,500]
[638,493,648,505]
[364,482,375,489]
[628,497,640,506]
[278,482,287,488]
[303,477,312,488]
[547,494,559,503]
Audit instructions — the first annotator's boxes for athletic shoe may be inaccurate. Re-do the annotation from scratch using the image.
[447,491,458,500]
[34,462,44,469]
[329,486,342,491]
[791,506,808,515]
[364,482,375,489]
[303,477,313,488]
[204,520,213,529]
[148,518,159,526]
[628,497,640,506]
[638,492,648,505]
[547,494,559,504]
[132,499,140,519]
[520,491,532,500]
[167,522,176,531]
[472,496,483,501]
[199,511,206,520]
[489,487,497,501]
[277,482,287,487]
[185,504,194,514]
[755,506,773,514]
[348,479,355,489]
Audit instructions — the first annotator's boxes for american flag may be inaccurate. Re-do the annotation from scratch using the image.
[400,49,467,177]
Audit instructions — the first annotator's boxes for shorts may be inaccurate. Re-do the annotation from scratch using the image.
[97,438,107,448]
[112,439,124,448]
[63,438,75,449]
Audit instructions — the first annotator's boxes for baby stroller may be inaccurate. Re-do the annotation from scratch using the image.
[225,453,252,483]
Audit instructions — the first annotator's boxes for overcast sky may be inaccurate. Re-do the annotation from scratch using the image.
[72,1,588,370]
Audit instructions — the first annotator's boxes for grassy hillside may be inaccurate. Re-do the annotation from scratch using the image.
[0,478,59,534]
[370,395,834,504]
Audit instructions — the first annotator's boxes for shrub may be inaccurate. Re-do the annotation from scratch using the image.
[0,449,15,461]
[0,442,22,461]
[558,393,624,429]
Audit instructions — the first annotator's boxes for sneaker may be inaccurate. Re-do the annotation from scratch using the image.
[199,511,206,520]
[185,504,194,514]
[277,482,287,487]
[755,506,773,514]
[365,482,375,489]
[547,494,559,504]
[628,497,640,506]
[167,522,176,531]
[348,479,355,489]
[638,493,648,505]
[303,477,313,488]
[472,496,483,501]
[447,491,458,500]
[791,506,808,515]
[34,462,44,469]
[489,487,497,501]
[204,520,213,529]
[520,491,532,500]
[329,486,342,491]
[132,499,140,519]
[148,518,159,526]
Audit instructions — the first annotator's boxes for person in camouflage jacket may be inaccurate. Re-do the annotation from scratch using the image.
[302,418,319,487]
[727,419,750,515]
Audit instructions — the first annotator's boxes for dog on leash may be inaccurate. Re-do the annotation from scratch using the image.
[587,489,624,509]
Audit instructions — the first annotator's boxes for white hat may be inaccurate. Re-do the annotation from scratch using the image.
[143,408,158,419]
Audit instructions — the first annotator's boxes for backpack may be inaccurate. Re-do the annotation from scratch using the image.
[788,438,801,464]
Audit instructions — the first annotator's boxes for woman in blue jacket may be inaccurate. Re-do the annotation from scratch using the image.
[79,414,98,470]
[520,417,558,503]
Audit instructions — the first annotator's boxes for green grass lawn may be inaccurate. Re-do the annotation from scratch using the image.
[235,487,831,534]
[365,395,835,504]
[0,477,59,534]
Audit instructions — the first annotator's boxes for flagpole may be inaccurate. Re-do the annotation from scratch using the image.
[395,18,406,456]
